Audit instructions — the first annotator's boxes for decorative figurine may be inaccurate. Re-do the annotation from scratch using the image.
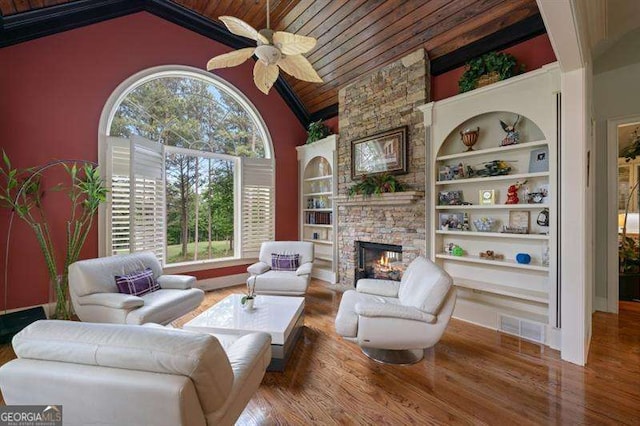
[460,127,480,152]
[505,179,527,204]
[527,188,548,204]
[537,208,550,227]
[473,160,511,177]
[480,250,504,260]
[462,213,470,231]
[451,245,464,256]
[500,115,521,146]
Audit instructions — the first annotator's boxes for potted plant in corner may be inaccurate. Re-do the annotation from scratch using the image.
[0,153,108,319]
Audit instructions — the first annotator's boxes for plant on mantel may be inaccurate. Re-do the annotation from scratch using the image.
[0,152,108,319]
[348,173,406,197]
[619,128,640,274]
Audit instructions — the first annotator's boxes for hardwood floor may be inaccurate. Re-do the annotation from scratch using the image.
[2,281,640,424]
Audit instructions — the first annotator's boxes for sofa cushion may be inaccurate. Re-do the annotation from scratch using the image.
[125,288,204,325]
[12,320,233,414]
[115,268,160,296]
[69,252,163,297]
[271,253,300,271]
[398,257,453,315]
[258,241,313,266]
[253,271,308,294]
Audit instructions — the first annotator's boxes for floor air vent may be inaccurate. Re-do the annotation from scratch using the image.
[498,314,545,344]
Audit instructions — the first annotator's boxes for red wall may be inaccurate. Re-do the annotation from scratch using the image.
[431,34,556,101]
[0,12,306,310]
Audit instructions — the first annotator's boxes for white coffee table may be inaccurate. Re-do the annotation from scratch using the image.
[183,294,304,371]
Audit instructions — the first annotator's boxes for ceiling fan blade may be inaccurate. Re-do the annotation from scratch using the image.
[278,55,323,83]
[273,31,317,55]
[254,61,279,94]
[219,16,269,45]
[206,48,255,70]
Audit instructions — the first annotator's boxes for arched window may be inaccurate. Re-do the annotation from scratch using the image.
[100,66,274,267]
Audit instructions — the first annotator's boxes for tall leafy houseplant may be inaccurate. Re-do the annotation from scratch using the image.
[458,51,524,93]
[0,153,107,319]
[619,129,640,273]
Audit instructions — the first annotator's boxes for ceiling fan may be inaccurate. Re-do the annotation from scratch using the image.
[206,0,323,95]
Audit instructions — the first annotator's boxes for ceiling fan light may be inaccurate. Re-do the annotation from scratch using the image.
[255,45,281,65]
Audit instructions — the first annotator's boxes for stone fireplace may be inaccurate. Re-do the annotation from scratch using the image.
[336,49,430,287]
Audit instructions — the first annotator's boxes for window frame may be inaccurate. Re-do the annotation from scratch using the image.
[98,65,275,271]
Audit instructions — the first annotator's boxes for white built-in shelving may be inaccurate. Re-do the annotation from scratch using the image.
[419,64,560,348]
[296,135,337,283]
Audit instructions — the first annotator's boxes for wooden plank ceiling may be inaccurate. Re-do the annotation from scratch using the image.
[0,0,541,115]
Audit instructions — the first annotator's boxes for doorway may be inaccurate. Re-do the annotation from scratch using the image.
[608,117,640,311]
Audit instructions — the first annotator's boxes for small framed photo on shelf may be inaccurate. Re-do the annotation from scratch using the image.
[438,165,453,181]
[438,190,463,205]
[479,189,496,205]
[439,213,464,231]
[451,163,466,180]
[529,147,549,173]
[508,211,530,233]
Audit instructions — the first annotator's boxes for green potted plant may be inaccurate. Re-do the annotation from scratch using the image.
[306,120,332,144]
[348,173,405,197]
[458,51,525,93]
[0,153,108,319]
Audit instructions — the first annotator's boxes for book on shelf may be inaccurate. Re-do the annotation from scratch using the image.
[306,211,332,225]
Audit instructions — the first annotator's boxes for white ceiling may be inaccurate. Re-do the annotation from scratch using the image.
[586,0,640,59]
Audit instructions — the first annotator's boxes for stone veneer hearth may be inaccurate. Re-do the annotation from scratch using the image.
[336,49,430,287]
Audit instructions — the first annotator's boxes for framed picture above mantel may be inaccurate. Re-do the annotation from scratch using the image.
[351,126,408,179]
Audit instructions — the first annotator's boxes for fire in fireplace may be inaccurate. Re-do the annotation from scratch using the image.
[354,241,403,283]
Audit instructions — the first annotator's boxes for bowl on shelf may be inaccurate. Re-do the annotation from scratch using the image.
[473,217,496,232]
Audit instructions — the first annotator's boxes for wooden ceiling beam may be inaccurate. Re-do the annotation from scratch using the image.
[427,2,539,59]
[0,0,17,15]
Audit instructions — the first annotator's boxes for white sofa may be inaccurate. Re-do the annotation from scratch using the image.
[335,256,456,364]
[0,320,272,426]
[247,241,314,296]
[69,252,204,325]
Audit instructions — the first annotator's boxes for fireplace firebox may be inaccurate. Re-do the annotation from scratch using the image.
[354,241,403,283]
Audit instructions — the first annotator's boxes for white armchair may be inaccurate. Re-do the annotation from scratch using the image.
[335,256,456,364]
[246,241,314,296]
[69,252,204,325]
[0,320,272,426]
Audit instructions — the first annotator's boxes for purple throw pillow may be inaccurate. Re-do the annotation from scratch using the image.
[271,253,300,271]
[115,268,159,296]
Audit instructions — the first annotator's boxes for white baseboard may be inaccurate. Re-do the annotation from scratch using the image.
[594,296,608,312]
[197,273,248,291]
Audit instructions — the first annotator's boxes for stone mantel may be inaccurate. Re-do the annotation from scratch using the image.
[334,191,424,206]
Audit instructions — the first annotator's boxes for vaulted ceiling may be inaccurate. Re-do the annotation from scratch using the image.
[0,0,545,124]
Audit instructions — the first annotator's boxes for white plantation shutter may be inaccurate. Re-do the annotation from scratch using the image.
[241,157,275,258]
[106,137,132,255]
[130,136,166,263]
